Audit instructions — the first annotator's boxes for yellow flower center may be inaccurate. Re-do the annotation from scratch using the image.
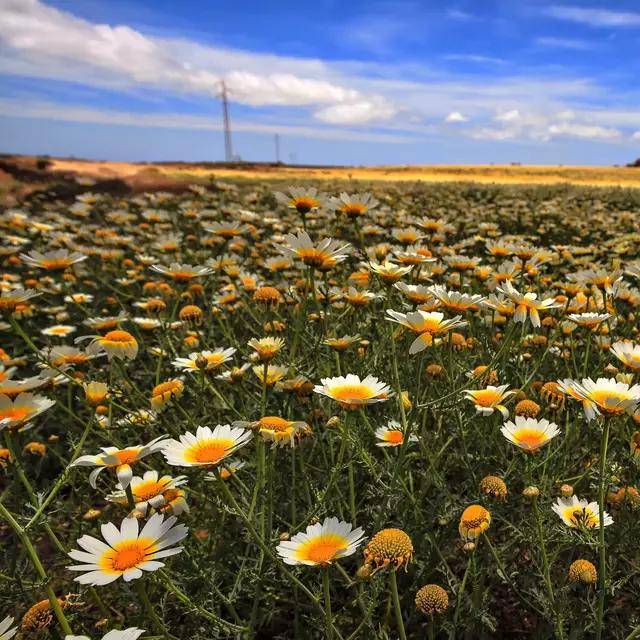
[565,507,598,528]
[54,354,89,366]
[171,271,196,280]
[103,539,152,572]
[41,258,73,270]
[258,416,291,431]
[103,330,135,344]
[341,203,366,217]
[295,534,348,564]
[331,384,374,401]
[0,407,30,422]
[589,389,629,413]
[152,380,183,397]
[291,197,319,213]
[184,438,235,464]
[133,479,168,501]
[384,430,404,444]
[415,317,444,333]
[461,505,490,529]
[471,389,502,407]
[110,448,141,465]
[512,428,547,449]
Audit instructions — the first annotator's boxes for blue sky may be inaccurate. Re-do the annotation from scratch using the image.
[1,0,640,165]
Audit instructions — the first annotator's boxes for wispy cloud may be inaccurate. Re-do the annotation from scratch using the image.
[0,97,413,143]
[445,111,468,123]
[543,5,640,27]
[472,108,622,142]
[535,36,594,50]
[443,54,508,65]
[447,9,477,21]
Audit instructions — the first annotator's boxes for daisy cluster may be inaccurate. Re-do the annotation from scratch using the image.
[1,180,640,638]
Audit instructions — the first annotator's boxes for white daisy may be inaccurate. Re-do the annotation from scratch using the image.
[0,616,17,640]
[70,436,169,489]
[313,374,391,408]
[463,384,515,419]
[107,470,188,516]
[66,629,145,640]
[375,421,418,447]
[276,517,365,566]
[67,513,187,585]
[0,393,55,430]
[162,425,252,467]
[501,416,560,452]
[552,495,613,530]
[172,348,236,372]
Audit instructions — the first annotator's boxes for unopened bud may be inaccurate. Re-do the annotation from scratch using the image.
[560,484,573,497]
[356,564,373,580]
[325,416,341,429]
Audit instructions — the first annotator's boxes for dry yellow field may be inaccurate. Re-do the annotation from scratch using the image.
[49,158,640,188]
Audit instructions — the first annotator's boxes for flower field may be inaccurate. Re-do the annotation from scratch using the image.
[1,179,640,639]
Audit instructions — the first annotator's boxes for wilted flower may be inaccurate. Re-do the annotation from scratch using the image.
[459,505,491,540]
[363,528,413,571]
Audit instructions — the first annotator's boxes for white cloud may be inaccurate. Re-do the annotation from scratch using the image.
[445,111,467,123]
[0,97,412,143]
[447,10,477,21]
[633,131,640,141]
[473,110,621,142]
[0,0,396,124]
[495,109,521,123]
[535,36,593,50]
[314,100,398,125]
[547,122,620,140]
[444,54,507,65]
[544,6,640,27]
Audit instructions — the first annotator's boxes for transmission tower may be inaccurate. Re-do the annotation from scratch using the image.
[220,80,233,162]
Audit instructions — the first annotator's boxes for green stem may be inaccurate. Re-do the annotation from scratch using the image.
[389,570,407,640]
[4,432,66,554]
[484,534,544,616]
[348,464,357,523]
[323,567,333,640]
[26,416,94,531]
[158,570,245,633]
[532,497,564,639]
[135,580,172,638]
[214,470,344,636]
[451,551,473,638]
[595,419,611,640]
[0,500,73,635]
[428,617,435,640]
